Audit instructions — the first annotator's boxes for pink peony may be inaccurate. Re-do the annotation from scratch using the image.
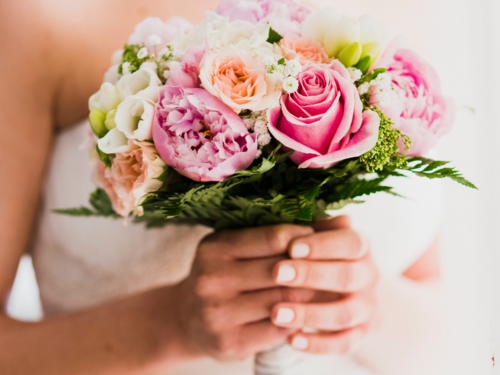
[152,86,258,182]
[371,45,455,156]
[279,34,330,66]
[96,140,166,217]
[128,17,192,53]
[166,45,205,88]
[268,61,381,169]
[215,0,311,36]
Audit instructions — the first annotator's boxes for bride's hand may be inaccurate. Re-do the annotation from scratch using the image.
[172,224,318,362]
[270,216,380,355]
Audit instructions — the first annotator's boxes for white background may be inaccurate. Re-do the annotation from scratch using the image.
[6,0,500,373]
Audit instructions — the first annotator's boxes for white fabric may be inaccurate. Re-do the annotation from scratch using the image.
[30,120,443,375]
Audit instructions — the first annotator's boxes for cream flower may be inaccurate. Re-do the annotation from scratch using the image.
[89,83,121,114]
[199,47,281,112]
[171,11,228,52]
[116,62,162,100]
[302,9,388,67]
[115,92,159,141]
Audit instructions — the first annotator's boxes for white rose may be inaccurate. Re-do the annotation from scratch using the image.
[115,93,159,141]
[302,9,388,65]
[98,128,130,154]
[116,62,162,100]
[89,83,121,113]
[171,11,228,52]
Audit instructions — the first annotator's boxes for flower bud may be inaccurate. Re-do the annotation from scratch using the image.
[105,110,117,131]
[89,109,108,139]
[361,41,383,64]
[355,55,372,74]
[337,42,362,68]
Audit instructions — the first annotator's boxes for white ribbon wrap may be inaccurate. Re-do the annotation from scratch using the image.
[254,342,306,375]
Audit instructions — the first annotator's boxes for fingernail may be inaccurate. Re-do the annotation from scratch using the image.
[292,336,309,350]
[275,308,295,324]
[276,265,296,283]
[291,243,310,258]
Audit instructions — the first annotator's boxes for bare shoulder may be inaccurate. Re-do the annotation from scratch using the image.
[0,0,218,129]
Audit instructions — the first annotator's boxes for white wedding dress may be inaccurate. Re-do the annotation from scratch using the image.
[31,118,443,375]
[29,1,440,374]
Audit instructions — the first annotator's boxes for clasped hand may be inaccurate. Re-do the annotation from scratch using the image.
[173,216,379,361]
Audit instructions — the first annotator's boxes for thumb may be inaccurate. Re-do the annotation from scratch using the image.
[313,215,352,232]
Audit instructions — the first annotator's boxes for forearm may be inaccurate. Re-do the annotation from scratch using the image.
[354,276,447,375]
[0,287,199,375]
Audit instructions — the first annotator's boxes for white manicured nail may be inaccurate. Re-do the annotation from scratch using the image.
[292,336,309,350]
[291,243,310,258]
[276,265,296,283]
[275,308,295,324]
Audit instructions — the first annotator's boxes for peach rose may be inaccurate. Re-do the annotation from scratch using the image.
[279,34,330,66]
[96,140,166,217]
[199,48,281,112]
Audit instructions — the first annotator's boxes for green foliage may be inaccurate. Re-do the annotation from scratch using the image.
[119,44,148,75]
[267,27,283,44]
[54,189,119,218]
[403,157,478,189]
[360,107,411,172]
[96,145,111,168]
[356,68,387,87]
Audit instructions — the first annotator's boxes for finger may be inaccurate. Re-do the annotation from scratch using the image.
[225,288,338,326]
[288,229,368,260]
[289,324,370,355]
[197,257,285,297]
[238,321,298,358]
[202,224,314,260]
[273,259,378,293]
[271,295,375,330]
[313,215,352,232]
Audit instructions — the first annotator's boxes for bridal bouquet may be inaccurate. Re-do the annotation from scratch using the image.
[58,0,475,373]
[59,2,475,228]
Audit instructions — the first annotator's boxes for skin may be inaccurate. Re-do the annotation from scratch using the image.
[0,0,446,374]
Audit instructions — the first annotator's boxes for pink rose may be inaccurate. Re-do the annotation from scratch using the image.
[268,61,381,169]
[166,45,205,88]
[372,45,455,156]
[152,86,258,182]
[199,48,281,112]
[128,17,192,53]
[215,0,311,36]
[279,34,330,66]
[96,140,167,217]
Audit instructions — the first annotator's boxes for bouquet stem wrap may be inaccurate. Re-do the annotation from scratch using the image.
[255,342,306,375]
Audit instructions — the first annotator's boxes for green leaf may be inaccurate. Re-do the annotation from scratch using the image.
[404,157,478,189]
[52,207,95,216]
[96,145,111,168]
[267,27,284,44]
[53,188,119,218]
[326,199,365,211]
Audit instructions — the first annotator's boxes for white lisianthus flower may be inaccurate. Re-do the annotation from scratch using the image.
[116,62,162,100]
[115,92,159,141]
[104,49,125,84]
[98,128,130,154]
[171,11,228,52]
[209,19,272,55]
[283,76,299,93]
[89,83,121,113]
[302,9,388,66]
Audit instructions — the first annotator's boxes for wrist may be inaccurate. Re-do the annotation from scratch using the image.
[145,284,205,367]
